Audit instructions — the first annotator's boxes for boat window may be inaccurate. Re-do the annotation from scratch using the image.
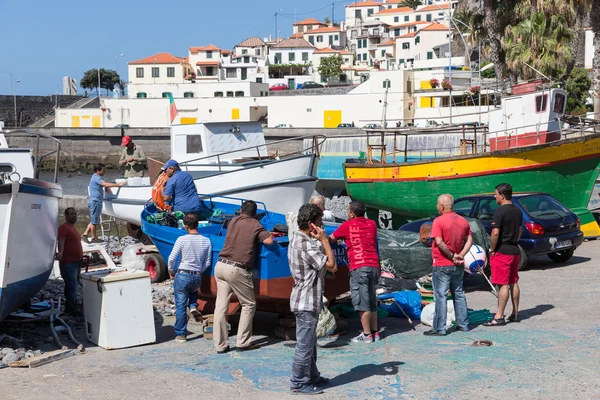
[535,94,548,113]
[553,93,566,114]
[186,135,203,154]
[453,198,476,217]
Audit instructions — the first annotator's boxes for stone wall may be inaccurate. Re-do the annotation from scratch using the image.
[0,95,86,128]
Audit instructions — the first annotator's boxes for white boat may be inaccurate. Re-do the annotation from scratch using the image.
[102,121,322,228]
[0,128,62,321]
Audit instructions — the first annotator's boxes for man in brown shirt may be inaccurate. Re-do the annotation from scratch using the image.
[213,200,273,354]
[119,136,147,177]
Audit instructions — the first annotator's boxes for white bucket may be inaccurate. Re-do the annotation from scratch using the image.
[127,177,142,186]
[141,177,151,186]
[115,179,127,185]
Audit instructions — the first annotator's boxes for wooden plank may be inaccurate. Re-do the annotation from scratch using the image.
[8,349,73,368]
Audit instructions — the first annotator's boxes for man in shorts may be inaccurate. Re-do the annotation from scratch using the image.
[329,201,380,343]
[485,183,523,326]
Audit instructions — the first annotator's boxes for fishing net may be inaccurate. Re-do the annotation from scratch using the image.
[378,218,490,279]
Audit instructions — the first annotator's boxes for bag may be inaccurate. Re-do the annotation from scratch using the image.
[378,291,423,320]
[316,297,337,338]
[419,222,433,247]
[377,276,418,293]
[420,301,455,329]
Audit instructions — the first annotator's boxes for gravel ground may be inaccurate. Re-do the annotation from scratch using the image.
[1,241,599,398]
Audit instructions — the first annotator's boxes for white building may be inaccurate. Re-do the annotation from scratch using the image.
[352,20,391,66]
[62,76,77,95]
[268,38,315,87]
[220,37,268,83]
[585,27,594,70]
[303,26,347,50]
[292,18,327,34]
[188,45,222,81]
[395,22,450,67]
[128,52,192,98]
[371,6,413,26]
[345,1,384,28]
[312,48,355,83]
[375,39,396,71]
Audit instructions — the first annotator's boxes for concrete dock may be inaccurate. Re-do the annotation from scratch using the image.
[2,241,599,399]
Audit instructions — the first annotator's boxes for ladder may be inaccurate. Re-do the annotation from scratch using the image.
[99,214,122,252]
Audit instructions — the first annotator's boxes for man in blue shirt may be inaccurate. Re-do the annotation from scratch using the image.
[82,163,126,243]
[162,159,201,214]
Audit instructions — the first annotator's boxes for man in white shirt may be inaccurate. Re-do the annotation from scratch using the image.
[168,214,212,343]
[310,195,335,222]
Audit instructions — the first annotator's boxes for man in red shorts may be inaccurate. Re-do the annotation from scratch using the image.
[485,183,523,327]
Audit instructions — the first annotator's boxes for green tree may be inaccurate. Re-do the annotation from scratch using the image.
[400,0,423,10]
[317,54,343,82]
[81,68,121,96]
[117,79,127,96]
[565,67,592,114]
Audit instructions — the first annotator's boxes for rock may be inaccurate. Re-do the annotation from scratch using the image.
[34,350,43,356]
[1,352,19,365]
[1,348,15,356]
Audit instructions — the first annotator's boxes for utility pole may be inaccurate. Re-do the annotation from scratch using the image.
[332,2,335,25]
[275,12,278,40]
[10,73,19,128]
[97,68,101,98]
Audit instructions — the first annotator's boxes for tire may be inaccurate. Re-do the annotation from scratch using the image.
[517,245,528,271]
[547,248,574,263]
[144,253,167,283]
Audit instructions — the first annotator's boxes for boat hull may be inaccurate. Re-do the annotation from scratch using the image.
[344,134,600,227]
[103,154,319,225]
[0,180,61,321]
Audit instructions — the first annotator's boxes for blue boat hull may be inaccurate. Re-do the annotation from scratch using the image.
[0,269,52,321]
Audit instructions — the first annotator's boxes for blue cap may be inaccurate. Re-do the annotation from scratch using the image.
[162,159,179,170]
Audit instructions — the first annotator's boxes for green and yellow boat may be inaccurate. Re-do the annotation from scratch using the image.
[344,132,600,237]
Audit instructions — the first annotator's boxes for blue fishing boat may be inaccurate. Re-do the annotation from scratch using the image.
[141,196,348,315]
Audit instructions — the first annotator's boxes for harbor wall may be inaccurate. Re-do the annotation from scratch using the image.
[5,127,361,170]
[0,95,87,128]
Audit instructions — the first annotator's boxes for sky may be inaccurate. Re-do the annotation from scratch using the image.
[0,0,351,96]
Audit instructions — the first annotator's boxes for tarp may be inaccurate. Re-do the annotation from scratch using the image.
[379,218,490,279]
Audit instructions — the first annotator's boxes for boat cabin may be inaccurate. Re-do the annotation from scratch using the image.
[488,86,567,151]
[170,121,268,165]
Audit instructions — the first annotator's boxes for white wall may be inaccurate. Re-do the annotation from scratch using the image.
[128,63,187,86]
[128,81,269,99]
[585,29,594,70]
[413,105,492,127]
[269,47,314,65]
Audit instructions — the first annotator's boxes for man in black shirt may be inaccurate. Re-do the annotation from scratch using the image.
[485,183,523,327]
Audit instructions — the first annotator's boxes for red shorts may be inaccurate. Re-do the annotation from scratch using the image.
[491,253,520,285]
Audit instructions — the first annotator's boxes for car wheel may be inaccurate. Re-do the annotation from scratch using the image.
[517,245,528,270]
[547,248,574,263]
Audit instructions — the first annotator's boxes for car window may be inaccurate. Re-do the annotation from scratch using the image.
[453,199,476,217]
[518,194,570,219]
[475,199,499,221]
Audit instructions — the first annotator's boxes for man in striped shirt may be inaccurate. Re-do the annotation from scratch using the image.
[168,214,212,343]
[288,203,336,395]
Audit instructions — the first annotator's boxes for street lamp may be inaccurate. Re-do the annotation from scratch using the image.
[116,53,124,74]
[9,73,20,127]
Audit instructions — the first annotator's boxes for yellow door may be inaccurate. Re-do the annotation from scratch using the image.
[92,116,101,127]
[323,110,342,128]
[71,116,80,127]
[420,97,432,108]
[180,117,197,125]
[231,108,240,120]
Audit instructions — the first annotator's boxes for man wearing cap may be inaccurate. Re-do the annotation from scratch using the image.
[119,136,147,177]
[162,159,202,214]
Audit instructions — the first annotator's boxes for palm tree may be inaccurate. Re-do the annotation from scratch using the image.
[400,0,422,10]
[503,12,574,80]
[117,79,127,97]
[592,0,600,118]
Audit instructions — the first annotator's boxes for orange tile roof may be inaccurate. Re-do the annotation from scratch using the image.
[305,26,341,34]
[314,47,338,53]
[129,52,186,65]
[416,3,450,12]
[374,6,412,15]
[189,44,221,52]
[272,38,314,48]
[377,39,396,46]
[291,32,304,38]
[389,21,429,29]
[339,50,354,55]
[236,37,265,47]
[346,1,382,8]
[398,31,418,38]
[421,22,449,31]
[196,61,220,66]
[293,18,325,26]
[383,0,406,3]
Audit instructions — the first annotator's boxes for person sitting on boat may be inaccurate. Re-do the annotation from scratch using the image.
[152,165,172,212]
[288,203,337,395]
[213,200,274,354]
[82,163,126,244]
[161,159,202,215]
[168,213,212,343]
[119,136,147,178]
[329,201,381,343]
[56,207,84,316]
[310,195,335,223]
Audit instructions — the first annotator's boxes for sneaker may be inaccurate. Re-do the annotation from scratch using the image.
[189,308,203,323]
[373,331,382,341]
[351,332,374,343]
[312,377,330,387]
[290,385,324,395]
[175,335,187,343]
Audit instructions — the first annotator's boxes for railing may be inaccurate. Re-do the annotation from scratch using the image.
[3,129,62,183]
[180,134,326,172]
[363,116,600,164]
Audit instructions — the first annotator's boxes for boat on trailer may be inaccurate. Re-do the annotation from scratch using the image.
[102,121,323,230]
[0,129,62,321]
[141,196,349,315]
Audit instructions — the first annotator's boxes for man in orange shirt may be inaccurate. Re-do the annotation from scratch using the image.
[57,207,84,316]
[152,166,172,211]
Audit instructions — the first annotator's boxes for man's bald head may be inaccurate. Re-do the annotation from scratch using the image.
[437,194,454,213]
[310,195,326,211]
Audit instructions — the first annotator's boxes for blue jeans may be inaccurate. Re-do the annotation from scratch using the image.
[432,266,469,334]
[290,311,320,390]
[59,261,81,312]
[173,272,201,337]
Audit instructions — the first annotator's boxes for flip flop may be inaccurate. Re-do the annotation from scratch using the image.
[483,318,506,327]
[508,314,521,323]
